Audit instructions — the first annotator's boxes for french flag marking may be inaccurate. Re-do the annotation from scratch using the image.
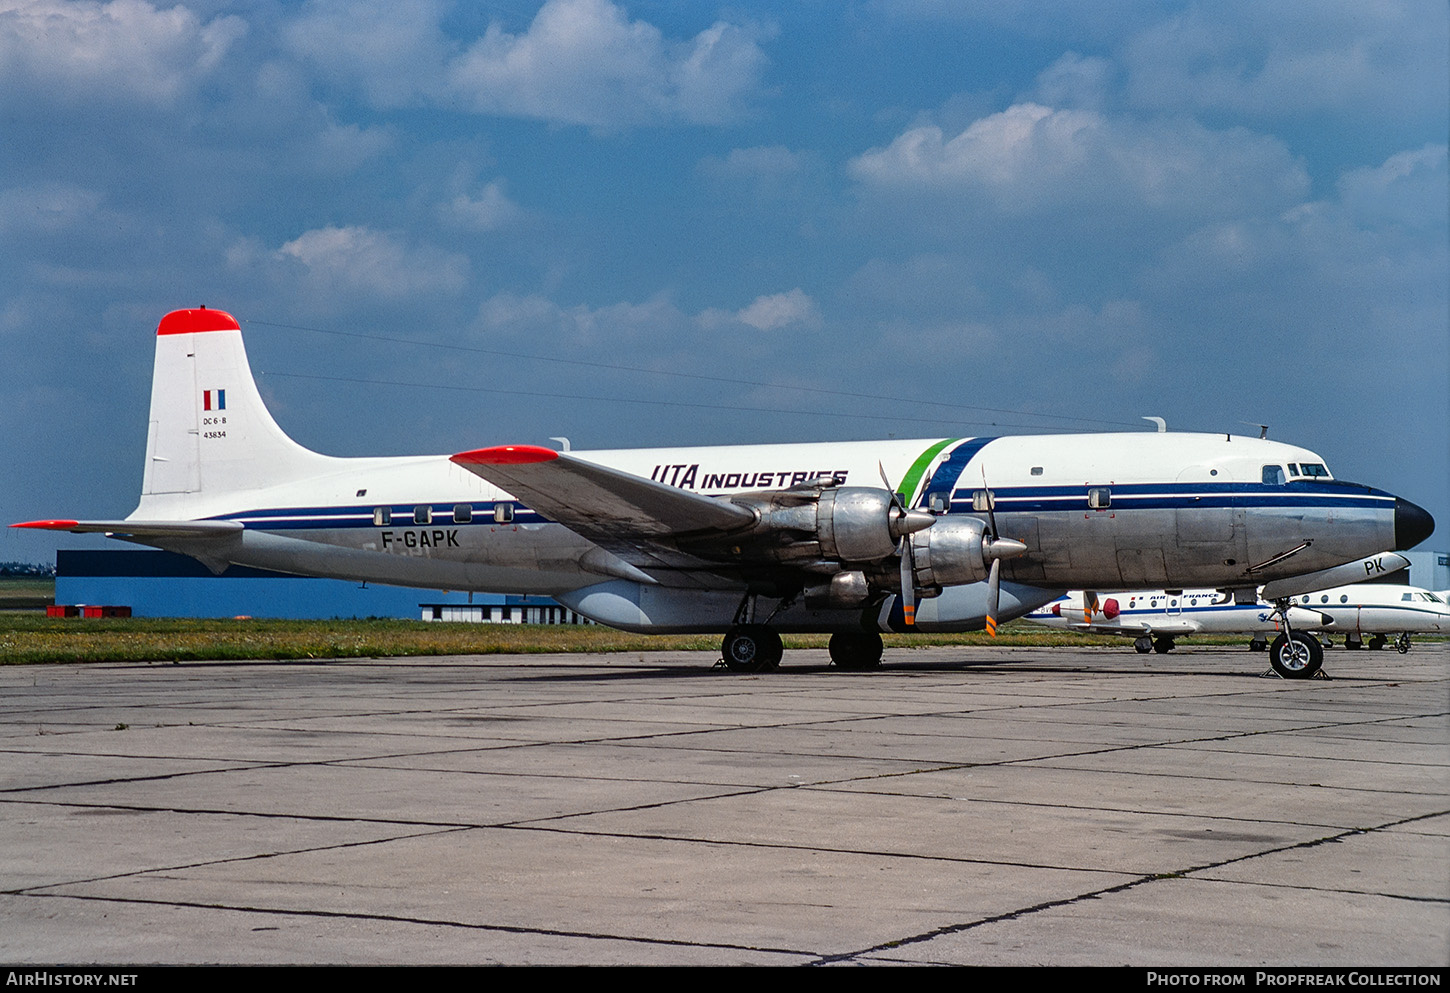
[203,389,226,411]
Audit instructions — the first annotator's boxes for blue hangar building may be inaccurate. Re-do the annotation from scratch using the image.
[55,549,582,623]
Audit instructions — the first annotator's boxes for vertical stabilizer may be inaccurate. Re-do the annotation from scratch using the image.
[140,308,335,505]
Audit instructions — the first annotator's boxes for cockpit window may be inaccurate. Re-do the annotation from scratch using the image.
[1297,462,1329,478]
[1262,465,1286,486]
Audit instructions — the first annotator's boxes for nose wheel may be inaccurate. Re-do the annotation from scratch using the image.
[1269,631,1323,678]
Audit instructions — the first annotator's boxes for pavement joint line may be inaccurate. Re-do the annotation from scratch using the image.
[809,810,1450,964]
[7,891,818,960]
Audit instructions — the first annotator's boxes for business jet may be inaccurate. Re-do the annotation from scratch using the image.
[1025,553,1449,676]
[14,308,1436,673]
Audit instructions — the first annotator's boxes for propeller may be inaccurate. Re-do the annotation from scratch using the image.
[977,468,1028,637]
[879,462,934,626]
[1083,590,1099,626]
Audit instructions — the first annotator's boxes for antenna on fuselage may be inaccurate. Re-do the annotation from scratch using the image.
[549,437,571,452]
[1241,421,1269,439]
[1141,416,1166,433]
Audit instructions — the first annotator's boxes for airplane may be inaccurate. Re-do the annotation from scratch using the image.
[13,307,1436,673]
[1025,558,1450,677]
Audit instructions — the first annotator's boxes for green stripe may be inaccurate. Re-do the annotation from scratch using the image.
[899,438,959,506]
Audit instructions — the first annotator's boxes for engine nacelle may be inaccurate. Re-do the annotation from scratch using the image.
[816,487,900,562]
[908,517,992,590]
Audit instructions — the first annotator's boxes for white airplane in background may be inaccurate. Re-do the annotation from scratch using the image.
[1026,560,1450,677]
[14,308,1436,673]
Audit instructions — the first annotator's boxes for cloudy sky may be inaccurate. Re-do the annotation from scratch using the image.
[3,0,1446,565]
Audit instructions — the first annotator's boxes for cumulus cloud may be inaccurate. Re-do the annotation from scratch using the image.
[733,289,822,332]
[0,0,246,106]
[849,102,1308,218]
[449,0,769,127]
[1336,144,1448,231]
[440,181,524,232]
[286,0,770,127]
[1120,1,1446,126]
[275,226,468,298]
[699,289,822,333]
[697,145,807,180]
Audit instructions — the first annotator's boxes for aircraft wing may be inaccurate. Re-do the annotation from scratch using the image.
[11,519,244,538]
[450,446,756,539]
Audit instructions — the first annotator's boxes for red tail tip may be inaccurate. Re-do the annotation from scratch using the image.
[157,308,241,336]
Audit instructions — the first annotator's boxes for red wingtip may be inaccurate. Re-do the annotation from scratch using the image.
[11,520,79,530]
[451,445,560,466]
[157,308,241,336]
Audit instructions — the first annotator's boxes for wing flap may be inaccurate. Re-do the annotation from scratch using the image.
[450,445,756,539]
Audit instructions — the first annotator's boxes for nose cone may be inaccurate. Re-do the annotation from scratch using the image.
[1394,498,1435,550]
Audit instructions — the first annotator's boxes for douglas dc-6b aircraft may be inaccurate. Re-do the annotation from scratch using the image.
[15,308,1436,673]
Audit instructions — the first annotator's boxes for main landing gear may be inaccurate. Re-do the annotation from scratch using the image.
[828,631,884,670]
[1133,635,1175,654]
[721,625,783,672]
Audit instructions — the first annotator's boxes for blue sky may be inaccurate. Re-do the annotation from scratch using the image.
[3,0,1446,565]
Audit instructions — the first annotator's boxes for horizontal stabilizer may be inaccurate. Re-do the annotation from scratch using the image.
[450,445,756,539]
[11,519,243,538]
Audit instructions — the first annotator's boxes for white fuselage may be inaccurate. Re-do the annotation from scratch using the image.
[1027,584,1450,638]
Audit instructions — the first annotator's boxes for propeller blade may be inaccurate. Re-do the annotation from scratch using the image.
[899,536,916,627]
[880,461,925,625]
[984,557,1001,637]
[1083,590,1099,626]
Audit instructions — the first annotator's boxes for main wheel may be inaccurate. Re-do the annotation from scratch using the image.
[1152,636,1175,654]
[1134,637,1152,654]
[722,625,782,672]
[829,631,883,670]
[1269,632,1323,678]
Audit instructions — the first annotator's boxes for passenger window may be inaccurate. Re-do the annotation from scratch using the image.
[971,490,995,512]
[453,504,472,524]
[414,505,431,525]
[373,507,391,526]
[1030,466,1043,476]
[927,492,950,514]
[493,503,514,524]
[1340,595,1348,603]
[1262,465,1285,486]
[1087,487,1111,509]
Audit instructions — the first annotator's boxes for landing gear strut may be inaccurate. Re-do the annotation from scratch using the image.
[1266,597,1324,679]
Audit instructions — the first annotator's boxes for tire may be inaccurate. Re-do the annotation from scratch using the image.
[722,625,781,672]
[1152,636,1175,654]
[1269,631,1323,678]
[829,631,883,670]
[1396,634,1411,655]
[1134,637,1152,654]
